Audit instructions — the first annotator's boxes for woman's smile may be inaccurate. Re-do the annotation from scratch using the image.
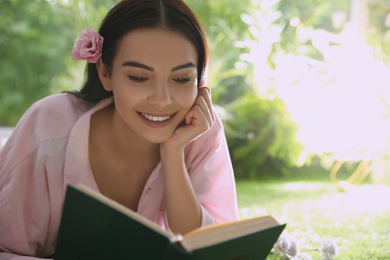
[141,112,171,122]
[138,111,177,128]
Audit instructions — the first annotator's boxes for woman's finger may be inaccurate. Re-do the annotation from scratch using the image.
[197,87,214,123]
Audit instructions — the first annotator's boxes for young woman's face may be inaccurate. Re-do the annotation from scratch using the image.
[105,28,199,143]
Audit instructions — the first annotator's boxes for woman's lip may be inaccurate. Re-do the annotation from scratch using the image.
[138,112,177,127]
[141,112,174,120]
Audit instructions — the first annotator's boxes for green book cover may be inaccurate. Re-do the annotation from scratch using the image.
[54,185,285,260]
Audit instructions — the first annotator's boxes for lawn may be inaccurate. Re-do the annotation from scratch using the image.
[235,175,390,259]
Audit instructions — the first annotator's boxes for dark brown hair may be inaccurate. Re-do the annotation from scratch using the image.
[70,0,208,103]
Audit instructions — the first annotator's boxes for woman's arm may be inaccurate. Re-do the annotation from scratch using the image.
[160,146,202,234]
[160,87,214,234]
[160,87,238,234]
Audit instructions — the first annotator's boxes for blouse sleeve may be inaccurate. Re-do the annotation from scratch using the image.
[0,95,76,258]
[0,136,64,259]
[0,253,51,260]
[185,110,239,226]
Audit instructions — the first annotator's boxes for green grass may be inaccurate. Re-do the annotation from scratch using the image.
[236,176,390,259]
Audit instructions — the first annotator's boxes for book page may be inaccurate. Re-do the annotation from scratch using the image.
[181,215,280,251]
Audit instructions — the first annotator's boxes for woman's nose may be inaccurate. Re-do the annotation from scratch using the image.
[148,81,173,106]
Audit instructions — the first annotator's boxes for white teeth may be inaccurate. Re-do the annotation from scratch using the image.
[141,113,170,122]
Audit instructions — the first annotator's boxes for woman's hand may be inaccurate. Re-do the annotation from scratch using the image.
[161,86,214,153]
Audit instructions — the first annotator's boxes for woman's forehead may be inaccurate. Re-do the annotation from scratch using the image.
[115,28,198,67]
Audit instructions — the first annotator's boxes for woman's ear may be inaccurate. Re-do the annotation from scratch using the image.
[96,58,112,91]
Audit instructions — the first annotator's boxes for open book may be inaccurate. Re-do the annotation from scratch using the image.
[54,184,286,260]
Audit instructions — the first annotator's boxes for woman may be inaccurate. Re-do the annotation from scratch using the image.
[0,0,238,258]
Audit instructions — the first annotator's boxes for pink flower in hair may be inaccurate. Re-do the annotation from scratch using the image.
[71,28,104,63]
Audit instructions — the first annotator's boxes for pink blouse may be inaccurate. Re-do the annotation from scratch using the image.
[0,93,238,259]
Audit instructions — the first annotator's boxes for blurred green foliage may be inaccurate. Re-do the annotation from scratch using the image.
[276,0,346,59]
[0,0,115,126]
[367,0,390,62]
[2,0,390,178]
[184,0,251,105]
[0,0,75,125]
[224,92,303,178]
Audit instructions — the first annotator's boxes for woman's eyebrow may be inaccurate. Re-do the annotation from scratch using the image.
[121,61,154,71]
[121,61,196,72]
[171,62,196,72]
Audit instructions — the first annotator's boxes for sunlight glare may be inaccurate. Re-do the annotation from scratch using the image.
[289,17,300,27]
[317,185,390,214]
[273,26,390,160]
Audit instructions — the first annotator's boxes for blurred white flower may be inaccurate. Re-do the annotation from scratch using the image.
[274,232,299,258]
[272,231,339,260]
[320,238,339,260]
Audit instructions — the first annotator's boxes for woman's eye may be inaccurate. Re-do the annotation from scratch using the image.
[174,76,192,84]
[127,75,148,83]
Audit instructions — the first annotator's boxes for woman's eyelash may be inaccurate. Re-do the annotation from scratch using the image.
[127,75,192,84]
[174,76,192,83]
[127,75,148,82]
